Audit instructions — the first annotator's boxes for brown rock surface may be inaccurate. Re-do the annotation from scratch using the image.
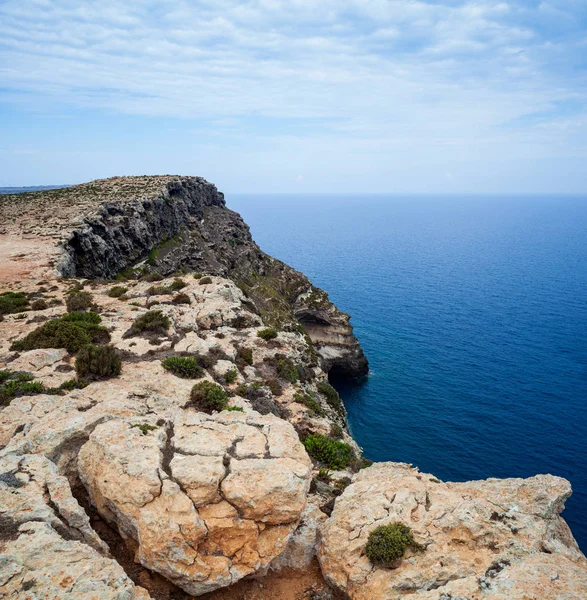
[318,462,587,600]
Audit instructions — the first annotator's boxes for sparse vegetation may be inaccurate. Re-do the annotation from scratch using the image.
[169,278,187,291]
[147,285,172,296]
[132,423,157,435]
[257,327,278,341]
[293,391,324,416]
[275,354,299,383]
[0,291,29,316]
[365,523,424,567]
[161,356,203,379]
[199,276,212,285]
[225,405,244,412]
[236,347,253,366]
[225,369,238,384]
[65,290,94,313]
[108,286,128,298]
[189,381,228,413]
[75,344,122,380]
[266,378,283,396]
[330,423,344,439]
[31,299,48,311]
[303,433,354,470]
[317,381,344,415]
[129,310,170,336]
[172,293,191,305]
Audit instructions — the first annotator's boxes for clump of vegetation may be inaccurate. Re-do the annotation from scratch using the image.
[108,286,128,298]
[365,523,424,567]
[10,313,109,354]
[143,272,163,282]
[75,344,122,380]
[303,433,355,470]
[257,327,278,341]
[172,293,191,305]
[316,468,332,483]
[193,273,203,280]
[169,278,187,291]
[0,371,44,406]
[225,405,244,413]
[147,285,171,296]
[274,354,299,383]
[236,347,253,366]
[317,381,344,415]
[161,356,203,379]
[330,423,344,439]
[31,298,48,311]
[0,291,29,316]
[189,381,228,413]
[334,476,352,490]
[65,290,94,313]
[199,276,212,285]
[236,381,264,400]
[225,369,238,384]
[293,391,324,416]
[129,310,170,336]
[266,378,283,396]
[132,423,157,435]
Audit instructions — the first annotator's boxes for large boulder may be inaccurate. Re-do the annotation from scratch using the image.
[78,410,311,596]
[318,462,587,600]
[0,453,149,599]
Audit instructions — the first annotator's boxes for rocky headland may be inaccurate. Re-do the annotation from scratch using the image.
[1,176,585,599]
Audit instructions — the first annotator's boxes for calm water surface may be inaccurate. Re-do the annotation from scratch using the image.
[228,194,587,551]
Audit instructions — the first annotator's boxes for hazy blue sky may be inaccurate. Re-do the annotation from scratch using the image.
[1,0,586,193]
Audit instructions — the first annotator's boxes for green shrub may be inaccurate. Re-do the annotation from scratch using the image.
[129,310,170,335]
[199,276,212,285]
[236,347,253,366]
[330,423,344,439]
[316,468,332,483]
[147,285,171,296]
[257,327,278,341]
[193,273,202,279]
[0,371,45,406]
[225,405,244,413]
[293,392,324,416]
[108,286,128,298]
[266,378,283,396]
[317,381,344,414]
[75,344,122,380]
[303,434,354,470]
[195,353,216,369]
[169,278,187,291]
[189,381,228,413]
[66,291,94,313]
[162,356,203,378]
[365,523,424,567]
[9,316,110,354]
[275,355,299,383]
[31,299,48,311]
[225,369,238,384]
[132,423,157,435]
[172,293,191,305]
[0,292,29,316]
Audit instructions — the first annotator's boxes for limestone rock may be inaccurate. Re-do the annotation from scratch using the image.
[318,462,587,600]
[77,411,311,595]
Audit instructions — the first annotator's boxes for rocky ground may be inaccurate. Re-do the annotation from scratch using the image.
[1,176,586,599]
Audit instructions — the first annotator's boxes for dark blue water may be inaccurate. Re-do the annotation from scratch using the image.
[228,194,587,550]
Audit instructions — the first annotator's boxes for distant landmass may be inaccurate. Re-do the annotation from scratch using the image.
[0,185,69,194]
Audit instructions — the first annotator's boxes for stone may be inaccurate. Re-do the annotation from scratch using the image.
[318,462,587,600]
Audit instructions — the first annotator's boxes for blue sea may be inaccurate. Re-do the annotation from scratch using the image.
[228,194,587,551]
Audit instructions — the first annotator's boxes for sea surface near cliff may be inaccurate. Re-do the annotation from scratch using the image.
[229,193,587,551]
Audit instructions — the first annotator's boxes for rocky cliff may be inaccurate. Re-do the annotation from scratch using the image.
[1,175,585,600]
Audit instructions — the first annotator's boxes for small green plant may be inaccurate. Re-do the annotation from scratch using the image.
[108,286,128,298]
[132,423,157,435]
[316,468,332,483]
[0,291,29,316]
[199,276,213,285]
[266,378,283,396]
[10,315,110,354]
[236,347,253,366]
[293,392,324,416]
[65,290,94,313]
[169,278,187,291]
[334,476,352,490]
[303,434,354,470]
[189,381,228,413]
[147,285,171,296]
[193,273,202,279]
[31,299,48,311]
[0,371,45,406]
[365,523,424,567]
[225,369,238,384]
[129,310,171,335]
[75,344,122,380]
[275,354,299,383]
[225,405,245,412]
[257,327,278,341]
[172,293,191,305]
[317,381,344,415]
[162,356,203,378]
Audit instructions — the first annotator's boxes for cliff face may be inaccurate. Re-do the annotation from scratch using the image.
[0,176,367,379]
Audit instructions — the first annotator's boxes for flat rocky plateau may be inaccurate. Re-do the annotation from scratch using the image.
[0,176,585,599]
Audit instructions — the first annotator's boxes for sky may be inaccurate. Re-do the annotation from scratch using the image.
[1,0,586,193]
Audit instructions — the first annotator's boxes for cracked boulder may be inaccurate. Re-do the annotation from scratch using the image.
[0,453,150,599]
[78,410,311,596]
[318,462,587,600]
